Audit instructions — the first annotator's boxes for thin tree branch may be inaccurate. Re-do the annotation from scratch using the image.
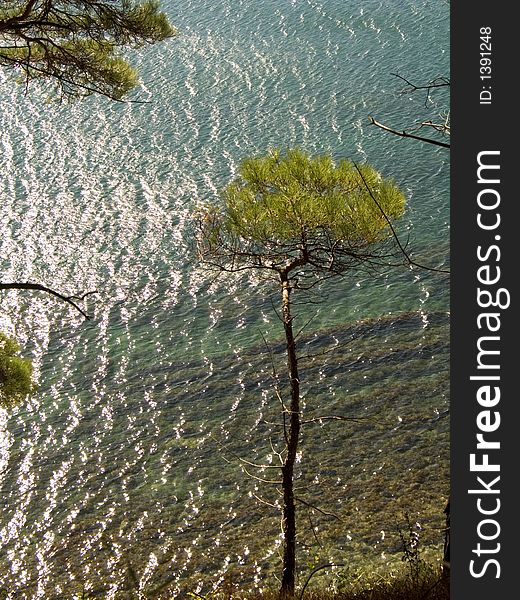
[294,311,319,341]
[353,163,450,274]
[210,434,282,472]
[390,72,450,92]
[299,563,346,600]
[295,496,342,521]
[368,116,450,148]
[252,492,280,510]
[260,329,289,447]
[270,436,286,465]
[0,281,96,319]
[301,415,382,426]
[241,465,282,485]
[307,511,323,549]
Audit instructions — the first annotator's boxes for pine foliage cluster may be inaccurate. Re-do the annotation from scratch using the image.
[0,332,34,409]
[199,148,406,278]
[0,0,176,99]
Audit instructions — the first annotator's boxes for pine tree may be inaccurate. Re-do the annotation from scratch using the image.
[197,148,406,595]
[0,0,175,99]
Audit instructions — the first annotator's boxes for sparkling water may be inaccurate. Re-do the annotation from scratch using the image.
[0,1,449,596]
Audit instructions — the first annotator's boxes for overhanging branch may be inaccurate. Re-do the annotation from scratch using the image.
[368,116,450,148]
[353,163,450,274]
[0,282,97,319]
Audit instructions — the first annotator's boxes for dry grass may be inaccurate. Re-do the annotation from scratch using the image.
[187,562,449,600]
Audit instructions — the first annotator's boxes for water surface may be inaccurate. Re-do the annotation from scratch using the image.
[0,1,449,596]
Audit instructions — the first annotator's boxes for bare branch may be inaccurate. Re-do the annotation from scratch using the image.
[270,436,286,465]
[418,115,450,136]
[299,563,346,600]
[251,492,280,510]
[306,512,323,548]
[391,72,450,92]
[353,163,450,274]
[259,329,289,446]
[294,311,319,341]
[241,465,282,486]
[210,434,281,472]
[301,415,382,426]
[295,496,342,520]
[0,281,97,319]
[368,116,450,148]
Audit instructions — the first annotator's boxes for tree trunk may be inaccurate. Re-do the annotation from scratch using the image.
[280,273,301,597]
[443,497,450,576]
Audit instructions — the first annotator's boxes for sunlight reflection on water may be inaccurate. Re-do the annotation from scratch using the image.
[0,0,449,596]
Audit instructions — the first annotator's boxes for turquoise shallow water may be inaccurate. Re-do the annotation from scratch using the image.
[0,1,449,596]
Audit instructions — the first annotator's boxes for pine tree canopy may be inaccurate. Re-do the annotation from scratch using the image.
[0,0,176,99]
[198,148,406,279]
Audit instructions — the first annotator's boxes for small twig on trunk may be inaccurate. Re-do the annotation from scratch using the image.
[252,492,280,510]
[301,415,382,426]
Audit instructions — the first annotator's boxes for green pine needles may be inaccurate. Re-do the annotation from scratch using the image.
[227,149,403,241]
[0,332,35,410]
[0,1,176,99]
[198,148,406,281]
